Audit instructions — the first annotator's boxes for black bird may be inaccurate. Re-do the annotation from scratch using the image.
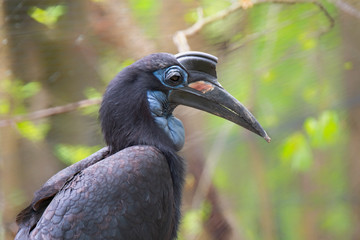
[15,51,270,240]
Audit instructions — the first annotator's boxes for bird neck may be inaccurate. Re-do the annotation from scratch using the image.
[146,90,185,237]
[147,90,185,151]
[100,78,185,238]
[100,75,184,155]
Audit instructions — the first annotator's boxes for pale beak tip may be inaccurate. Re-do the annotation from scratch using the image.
[264,134,271,143]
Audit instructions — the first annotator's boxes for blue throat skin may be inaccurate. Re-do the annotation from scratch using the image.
[147,90,185,151]
[147,65,189,151]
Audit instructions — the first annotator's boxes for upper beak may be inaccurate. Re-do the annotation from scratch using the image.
[171,51,271,142]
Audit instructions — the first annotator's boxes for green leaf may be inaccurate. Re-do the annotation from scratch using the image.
[0,99,10,114]
[184,8,198,24]
[281,132,313,171]
[16,121,50,142]
[84,87,102,99]
[304,110,340,148]
[180,202,212,238]
[54,144,102,165]
[21,82,41,98]
[321,205,352,237]
[81,88,101,116]
[261,70,276,83]
[28,5,67,28]
[298,33,317,50]
[1,79,41,101]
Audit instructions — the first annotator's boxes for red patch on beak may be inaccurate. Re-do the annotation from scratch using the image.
[188,81,214,93]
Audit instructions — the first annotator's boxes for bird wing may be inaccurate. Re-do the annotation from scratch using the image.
[16,147,110,238]
[16,146,175,240]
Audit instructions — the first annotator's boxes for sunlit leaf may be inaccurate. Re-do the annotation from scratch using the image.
[304,110,340,148]
[21,82,41,98]
[84,87,102,99]
[0,99,10,114]
[213,168,229,189]
[180,202,212,238]
[281,132,313,171]
[302,38,316,50]
[0,79,40,101]
[16,121,50,142]
[80,87,102,116]
[54,144,102,165]
[262,70,276,83]
[28,5,67,28]
[182,210,202,237]
[184,9,198,24]
[298,33,317,50]
[321,205,352,237]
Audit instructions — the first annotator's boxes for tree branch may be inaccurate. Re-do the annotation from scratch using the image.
[334,0,360,19]
[0,98,102,127]
[1,0,335,128]
[173,0,335,52]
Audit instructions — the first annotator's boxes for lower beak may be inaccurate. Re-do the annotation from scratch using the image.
[168,81,271,143]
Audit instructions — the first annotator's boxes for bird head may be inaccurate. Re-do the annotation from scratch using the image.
[100,52,270,154]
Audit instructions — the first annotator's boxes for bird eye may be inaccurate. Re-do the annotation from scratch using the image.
[165,71,183,86]
[170,75,180,82]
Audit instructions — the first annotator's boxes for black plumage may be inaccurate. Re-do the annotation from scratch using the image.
[15,52,270,240]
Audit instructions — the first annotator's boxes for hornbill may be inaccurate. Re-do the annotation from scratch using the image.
[15,51,270,239]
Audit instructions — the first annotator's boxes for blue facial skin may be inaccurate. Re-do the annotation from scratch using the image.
[147,66,188,151]
[152,66,188,89]
[147,90,185,151]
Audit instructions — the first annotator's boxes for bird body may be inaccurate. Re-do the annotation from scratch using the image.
[17,146,177,240]
[15,52,270,239]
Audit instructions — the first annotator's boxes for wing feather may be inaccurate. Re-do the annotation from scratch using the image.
[16,146,174,240]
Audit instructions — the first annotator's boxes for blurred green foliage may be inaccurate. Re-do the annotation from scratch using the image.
[98,55,134,84]
[16,121,50,142]
[281,131,313,171]
[28,5,67,28]
[0,79,50,142]
[54,144,102,165]
[0,79,41,115]
[304,110,340,148]
[128,0,161,37]
[179,202,212,240]
[190,1,349,239]
[3,0,352,239]
[80,87,102,116]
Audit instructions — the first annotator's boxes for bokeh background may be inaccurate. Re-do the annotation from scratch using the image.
[1,0,360,239]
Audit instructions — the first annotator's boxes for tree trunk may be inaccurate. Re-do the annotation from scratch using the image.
[340,5,360,240]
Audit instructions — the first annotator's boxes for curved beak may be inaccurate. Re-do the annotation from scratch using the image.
[171,51,271,142]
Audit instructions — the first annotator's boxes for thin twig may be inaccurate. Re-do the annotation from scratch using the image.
[0,98,102,127]
[173,0,335,52]
[173,2,244,52]
[334,0,360,19]
[1,0,335,128]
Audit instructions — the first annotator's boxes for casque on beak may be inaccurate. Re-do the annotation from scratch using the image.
[169,51,271,142]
